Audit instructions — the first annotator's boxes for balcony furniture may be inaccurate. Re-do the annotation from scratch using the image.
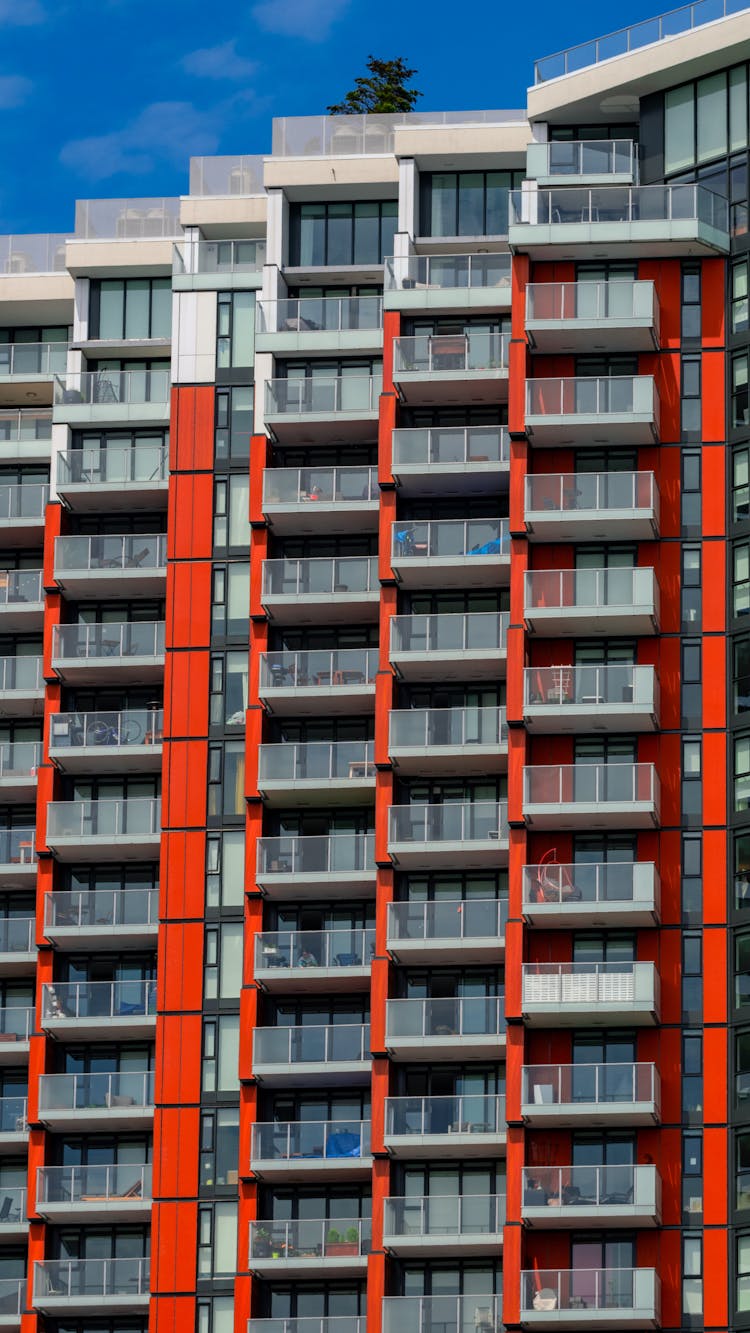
[534,1291,558,1312]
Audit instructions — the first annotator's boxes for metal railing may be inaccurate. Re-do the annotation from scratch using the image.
[37,1163,151,1208]
[272,110,524,156]
[387,898,508,945]
[526,279,656,325]
[0,741,41,780]
[265,375,380,415]
[54,368,170,406]
[248,1320,366,1333]
[34,1256,150,1302]
[259,649,378,692]
[258,740,375,784]
[262,466,377,507]
[0,484,48,520]
[385,253,511,291]
[534,0,750,81]
[0,233,68,273]
[0,1279,23,1318]
[49,709,163,751]
[74,196,180,238]
[522,962,658,1007]
[0,569,43,605]
[54,534,167,575]
[389,706,506,750]
[392,425,508,469]
[382,1295,502,1333]
[255,928,374,974]
[251,1118,371,1163]
[254,1023,370,1066]
[526,470,657,516]
[527,140,636,178]
[524,762,659,807]
[385,1093,506,1139]
[37,1070,154,1115]
[173,237,266,273]
[522,1164,657,1210]
[0,408,53,442]
[257,832,374,878]
[42,979,157,1023]
[391,518,508,560]
[524,664,657,711]
[46,797,162,840]
[386,996,504,1041]
[0,342,67,376]
[258,295,383,333]
[262,556,378,599]
[510,183,729,232]
[52,621,166,664]
[522,859,656,908]
[393,332,509,374]
[188,155,265,196]
[0,1096,27,1133]
[0,656,42,693]
[522,1061,659,1109]
[520,1268,659,1315]
[0,1185,24,1225]
[57,445,169,488]
[383,1193,505,1238]
[0,828,35,866]
[0,1007,32,1041]
[390,611,508,656]
[389,800,508,844]
[45,888,159,933]
[249,1216,370,1261]
[525,566,657,612]
[526,374,655,417]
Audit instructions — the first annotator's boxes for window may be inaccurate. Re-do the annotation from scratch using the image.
[738,1234,750,1311]
[198,1201,238,1276]
[202,1014,240,1093]
[289,201,397,267]
[681,450,701,532]
[89,278,171,341]
[214,475,250,552]
[200,1107,240,1193]
[210,652,248,728]
[737,736,750,813]
[682,934,702,1020]
[683,1132,703,1218]
[206,830,245,910]
[682,834,702,925]
[204,923,244,1001]
[734,351,749,429]
[682,640,701,728]
[665,84,696,174]
[216,292,254,369]
[198,1297,234,1333]
[208,741,246,819]
[681,354,701,438]
[211,563,250,639]
[683,1032,703,1120]
[683,1234,703,1315]
[737,543,750,618]
[697,72,727,162]
[738,1032,750,1103]
[419,171,523,237]
[738,935,750,1010]
[681,265,701,343]
[215,386,253,462]
[733,259,749,334]
[682,736,702,819]
[734,447,750,521]
[738,1132,750,1209]
[682,545,701,628]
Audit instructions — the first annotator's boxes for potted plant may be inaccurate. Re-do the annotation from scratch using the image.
[326,1225,359,1257]
[252,1225,272,1258]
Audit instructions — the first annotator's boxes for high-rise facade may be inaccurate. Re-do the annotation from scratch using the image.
[0,5,748,1330]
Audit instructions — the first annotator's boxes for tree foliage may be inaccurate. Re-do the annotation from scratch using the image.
[328,56,421,115]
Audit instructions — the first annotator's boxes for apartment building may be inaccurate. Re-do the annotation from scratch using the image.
[0,1,747,1330]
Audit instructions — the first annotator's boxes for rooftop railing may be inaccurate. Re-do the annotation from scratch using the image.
[49,709,163,751]
[46,797,161,840]
[389,799,508,844]
[188,155,265,196]
[392,332,509,375]
[0,656,42,693]
[392,519,508,560]
[265,375,380,415]
[54,534,167,575]
[42,979,156,1023]
[271,110,525,156]
[510,183,729,232]
[37,1069,154,1115]
[57,444,169,488]
[0,342,67,376]
[0,408,53,442]
[390,611,508,655]
[255,928,374,974]
[37,1163,151,1208]
[384,1093,506,1138]
[34,1256,150,1302]
[383,1193,505,1238]
[389,706,506,750]
[251,1118,371,1163]
[0,233,68,274]
[74,197,181,239]
[258,649,378,692]
[258,295,383,334]
[522,859,656,908]
[51,620,165,664]
[525,470,657,516]
[262,466,378,507]
[54,368,170,407]
[386,996,504,1040]
[262,555,379,599]
[44,887,159,933]
[256,832,374,878]
[173,238,266,274]
[392,425,508,469]
[249,1216,371,1261]
[258,740,375,784]
[254,1022,370,1066]
[526,279,656,325]
[387,897,508,945]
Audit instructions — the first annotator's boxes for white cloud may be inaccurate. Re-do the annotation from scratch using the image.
[0,0,44,25]
[59,100,222,181]
[251,0,350,41]
[0,76,32,107]
[182,39,257,81]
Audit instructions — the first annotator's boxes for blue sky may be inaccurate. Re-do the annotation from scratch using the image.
[1,0,664,235]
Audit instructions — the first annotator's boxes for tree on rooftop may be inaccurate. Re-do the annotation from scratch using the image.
[327,57,421,115]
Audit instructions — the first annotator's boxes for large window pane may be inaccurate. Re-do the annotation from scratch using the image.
[697,73,727,163]
[458,173,485,235]
[151,279,172,339]
[665,84,695,173]
[98,281,125,340]
[124,279,150,340]
[354,202,379,264]
[429,174,457,236]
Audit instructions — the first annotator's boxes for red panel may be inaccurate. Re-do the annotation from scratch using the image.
[171,385,215,472]
[155,1014,202,1104]
[701,257,726,347]
[167,473,214,561]
[166,563,212,649]
[702,538,727,634]
[160,831,207,920]
[152,1107,201,1197]
[702,349,726,442]
[161,740,208,828]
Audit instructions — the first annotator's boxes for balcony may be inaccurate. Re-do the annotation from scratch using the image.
[527,139,637,186]
[37,1070,154,1131]
[173,237,266,290]
[522,962,659,1026]
[53,534,167,598]
[262,466,378,534]
[261,556,379,624]
[521,1062,660,1126]
[388,800,509,869]
[0,656,43,717]
[250,1118,372,1181]
[257,295,383,354]
[46,798,161,860]
[509,183,729,258]
[384,1094,506,1159]
[382,1295,502,1333]
[253,1022,370,1087]
[520,1268,660,1329]
[385,253,511,313]
[525,376,658,445]
[523,763,660,830]
[41,979,157,1040]
[385,995,505,1061]
[48,708,163,773]
[257,740,375,804]
[392,333,509,405]
[0,1279,22,1328]
[390,612,507,681]
[524,568,659,637]
[0,484,47,546]
[386,897,507,963]
[51,620,165,684]
[36,1163,151,1222]
[248,1323,365,1333]
[255,928,373,993]
[389,706,507,775]
[0,742,41,801]
[0,918,34,975]
[33,1258,150,1315]
[383,1193,505,1256]
[54,368,170,427]
[522,1164,660,1229]
[56,444,169,511]
[523,665,659,733]
[525,472,658,541]
[525,281,658,353]
[258,650,378,716]
[0,570,43,631]
[44,887,159,950]
[0,1008,31,1064]
[0,341,67,406]
[264,375,381,442]
[391,425,509,496]
[523,860,660,928]
[256,832,375,900]
[0,409,53,465]
[249,1217,370,1278]
[0,829,36,889]
[391,519,509,588]
[0,1187,25,1238]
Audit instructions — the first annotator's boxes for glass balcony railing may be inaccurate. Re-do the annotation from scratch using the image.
[34,1257,150,1302]
[385,1093,506,1139]
[0,828,35,866]
[0,484,48,520]
[510,184,729,234]
[258,296,383,334]
[263,466,377,507]
[524,762,659,808]
[173,237,266,273]
[526,375,655,418]
[55,534,167,575]
[54,368,170,407]
[258,741,375,785]
[74,197,180,239]
[522,962,658,1010]
[521,1062,659,1111]
[49,709,163,751]
[526,471,657,517]
[42,980,156,1023]
[387,898,508,946]
[0,232,68,273]
[525,567,657,615]
[0,341,67,376]
[37,1163,152,1208]
[0,1096,27,1133]
[188,156,265,196]
[392,519,509,561]
[0,741,41,780]
[385,253,511,291]
[0,1279,23,1319]
[524,664,658,712]
[57,445,169,488]
[251,1118,371,1163]
[0,1007,32,1041]
[390,611,508,656]
[265,376,380,415]
[392,425,509,469]
[389,706,506,751]
[45,888,159,933]
[255,928,374,973]
[257,832,374,878]
[272,110,523,156]
[46,797,162,841]
[383,1193,505,1240]
[0,656,42,693]
[527,140,637,179]
[393,333,509,374]
[389,800,508,844]
[38,1070,154,1116]
[520,1268,659,1318]
[522,1164,658,1211]
[0,408,53,442]
[386,996,504,1042]
[522,860,657,910]
[262,556,378,599]
[0,570,43,605]
[249,1217,371,1263]
[254,1023,370,1067]
[248,1320,366,1333]
[382,1295,502,1333]
[526,280,656,326]
[259,649,378,693]
[0,1186,24,1225]
[51,621,166,664]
